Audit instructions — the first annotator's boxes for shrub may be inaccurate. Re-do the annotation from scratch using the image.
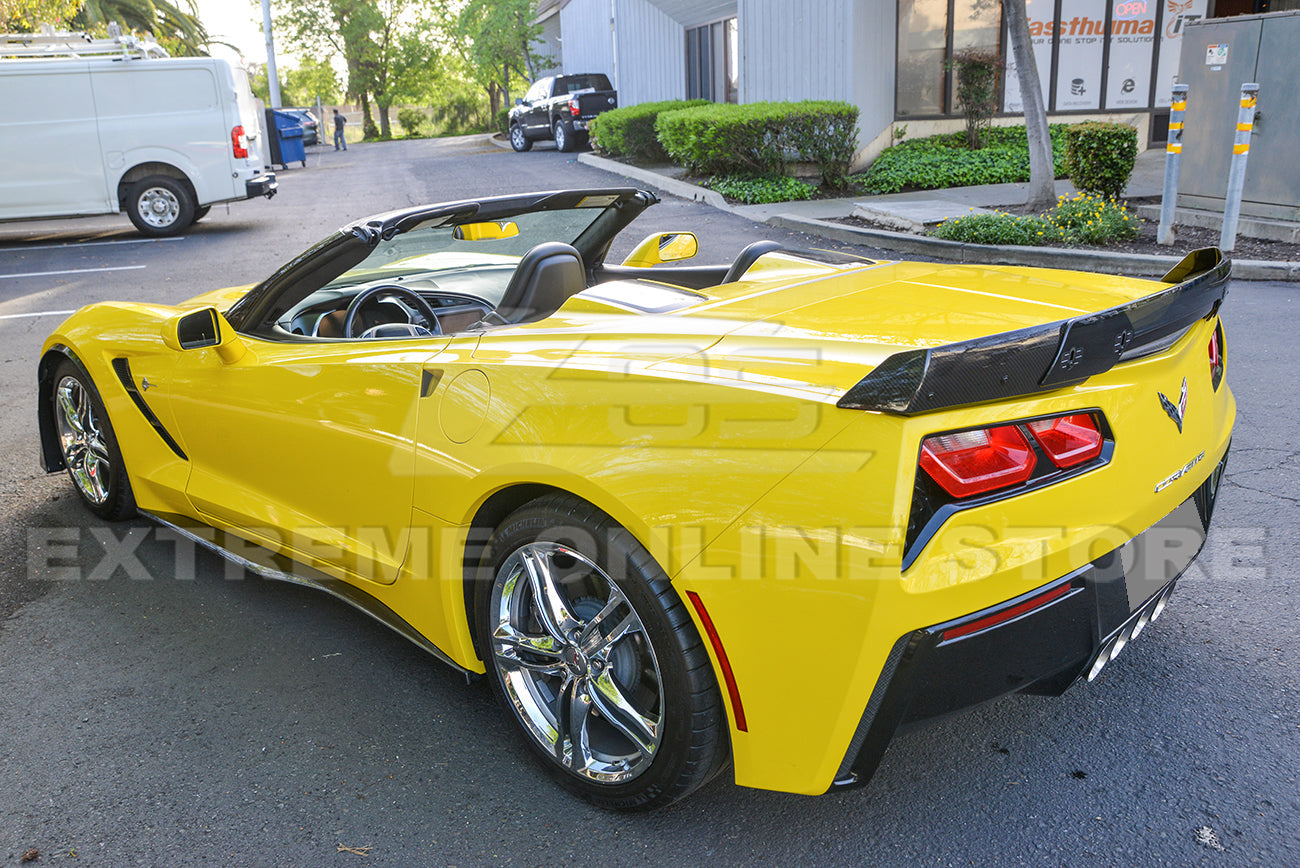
[589,99,710,161]
[857,124,1071,194]
[1063,122,1138,199]
[946,49,1003,149]
[432,92,487,135]
[931,195,1140,246]
[932,212,1064,246]
[709,173,816,204]
[397,108,427,137]
[1047,192,1140,243]
[656,100,860,188]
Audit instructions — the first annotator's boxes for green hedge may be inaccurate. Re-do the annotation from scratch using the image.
[858,125,1071,194]
[1063,121,1138,199]
[656,100,860,188]
[589,99,710,161]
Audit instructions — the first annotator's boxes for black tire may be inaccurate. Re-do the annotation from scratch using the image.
[509,123,532,152]
[50,359,137,522]
[554,120,576,153]
[475,494,728,810]
[125,175,196,237]
[193,205,212,222]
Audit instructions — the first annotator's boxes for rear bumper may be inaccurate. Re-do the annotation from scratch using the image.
[831,447,1228,790]
[246,173,278,199]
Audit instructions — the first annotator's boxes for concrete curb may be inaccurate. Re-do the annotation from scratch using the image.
[576,149,1299,281]
[578,152,732,211]
[485,132,512,151]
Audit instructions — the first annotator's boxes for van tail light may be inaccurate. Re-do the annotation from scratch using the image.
[231,125,249,159]
[1026,414,1103,469]
[1209,322,1225,390]
[569,98,580,117]
[919,425,1036,498]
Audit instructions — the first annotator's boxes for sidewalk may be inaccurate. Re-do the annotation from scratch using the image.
[575,148,1300,281]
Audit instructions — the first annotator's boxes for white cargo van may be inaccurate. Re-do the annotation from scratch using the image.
[0,31,276,236]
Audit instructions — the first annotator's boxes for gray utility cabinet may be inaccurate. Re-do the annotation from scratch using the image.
[1178,11,1300,221]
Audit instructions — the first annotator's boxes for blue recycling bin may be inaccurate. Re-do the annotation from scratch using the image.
[267,109,306,169]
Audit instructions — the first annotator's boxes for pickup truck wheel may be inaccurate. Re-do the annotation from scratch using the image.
[125,176,195,237]
[510,124,532,152]
[554,120,576,153]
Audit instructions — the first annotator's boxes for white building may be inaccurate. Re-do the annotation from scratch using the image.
[533,0,1289,167]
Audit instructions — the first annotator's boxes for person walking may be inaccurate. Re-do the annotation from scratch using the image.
[333,109,347,151]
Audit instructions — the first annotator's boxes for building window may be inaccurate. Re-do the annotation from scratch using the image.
[897,0,1002,117]
[686,17,738,103]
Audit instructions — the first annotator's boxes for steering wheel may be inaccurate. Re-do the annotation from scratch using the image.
[342,284,443,339]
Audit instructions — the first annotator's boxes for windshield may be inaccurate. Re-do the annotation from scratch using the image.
[323,207,604,308]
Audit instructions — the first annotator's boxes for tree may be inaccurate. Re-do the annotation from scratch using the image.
[284,58,343,106]
[1,0,80,31]
[73,0,212,55]
[1003,0,1055,211]
[276,0,435,139]
[450,0,545,117]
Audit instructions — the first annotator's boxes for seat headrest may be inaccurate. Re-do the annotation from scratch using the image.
[495,242,585,324]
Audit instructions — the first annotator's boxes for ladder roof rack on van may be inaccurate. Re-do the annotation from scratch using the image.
[0,24,169,60]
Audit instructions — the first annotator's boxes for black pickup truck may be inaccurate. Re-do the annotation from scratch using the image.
[508,73,618,153]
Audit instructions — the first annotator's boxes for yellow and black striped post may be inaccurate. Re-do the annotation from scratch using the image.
[1157,84,1189,246]
[1220,83,1259,252]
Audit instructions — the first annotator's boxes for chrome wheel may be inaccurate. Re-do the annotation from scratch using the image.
[511,125,525,148]
[489,541,664,783]
[136,185,180,229]
[54,375,112,505]
[553,122,568,152]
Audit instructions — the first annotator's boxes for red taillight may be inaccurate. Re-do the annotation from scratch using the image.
[920,425,1036,498]
[1209,324,1224,390]
[569,98,580,116]
[231,125,248,159]
[1026,414,1103,469]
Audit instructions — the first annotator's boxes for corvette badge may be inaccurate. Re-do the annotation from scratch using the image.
[1159,377,1188,433]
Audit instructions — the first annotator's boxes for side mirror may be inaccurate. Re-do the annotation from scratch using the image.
[162,307,246,364]
[453,221,520,241]
[620,232,700,268]
[515,97,524,106]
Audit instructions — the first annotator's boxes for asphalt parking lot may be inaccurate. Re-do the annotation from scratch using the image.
[1,135,1296,866]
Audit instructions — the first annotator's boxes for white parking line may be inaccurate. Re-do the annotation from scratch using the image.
[0,237,185,252]
[0,264,146,280]
[0,309,77,321]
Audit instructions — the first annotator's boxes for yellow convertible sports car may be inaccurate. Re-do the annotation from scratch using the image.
[39,189,1234,809]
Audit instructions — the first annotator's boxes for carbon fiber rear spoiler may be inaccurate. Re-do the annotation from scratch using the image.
[837,248,1230,415]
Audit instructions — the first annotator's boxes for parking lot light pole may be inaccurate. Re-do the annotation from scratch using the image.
[261,0,282,109]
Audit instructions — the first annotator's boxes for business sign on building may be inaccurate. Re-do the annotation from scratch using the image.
[1154,0,1207,106]
[1003,0,1204,113]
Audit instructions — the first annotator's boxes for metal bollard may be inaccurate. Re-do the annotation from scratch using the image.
[1157,85,1188,246]
[1220,83,1259,253]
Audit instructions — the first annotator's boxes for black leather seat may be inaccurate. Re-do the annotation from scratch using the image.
[495,242,586,324]
[721,239,784,284]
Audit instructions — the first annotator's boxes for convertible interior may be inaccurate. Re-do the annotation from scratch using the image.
[243,189,864,343]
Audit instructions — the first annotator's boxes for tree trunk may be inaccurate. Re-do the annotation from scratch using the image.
[1005,0,1056,212]
[360,91,379,140]
[377,99,392,138]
